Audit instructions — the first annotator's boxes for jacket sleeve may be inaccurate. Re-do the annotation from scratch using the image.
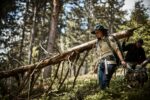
[122,42,132,52]
[141,48,146,62]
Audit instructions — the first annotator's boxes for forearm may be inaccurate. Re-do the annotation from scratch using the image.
[116,49,124,61]
[116,49,126,65]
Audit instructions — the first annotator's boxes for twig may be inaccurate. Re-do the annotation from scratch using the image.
[28,60,44,100]
[39,42,51,55]
[45,62,61,94]
[39,42,61,56]
[57,55,73,90]
[72,50,89,88]
[8,53,25,66]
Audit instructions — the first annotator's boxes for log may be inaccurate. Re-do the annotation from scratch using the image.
[0,39,96,79]
[0,28,138,79]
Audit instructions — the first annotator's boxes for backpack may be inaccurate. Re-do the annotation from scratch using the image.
[105,35,124,66]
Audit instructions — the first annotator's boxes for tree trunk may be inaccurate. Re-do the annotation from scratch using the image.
[19,0,30,63]
[0,28,138,79]
[28,6,37,64]
[43,0,62,78]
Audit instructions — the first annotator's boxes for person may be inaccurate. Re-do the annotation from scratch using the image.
[122,39,147,88]
[91,24,126,90]
[122,39,146,69]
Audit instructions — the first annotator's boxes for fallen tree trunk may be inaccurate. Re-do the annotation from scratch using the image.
[0,40,96,79]
[0,28,137,79]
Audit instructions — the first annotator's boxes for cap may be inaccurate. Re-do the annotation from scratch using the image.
[91,24,108,34]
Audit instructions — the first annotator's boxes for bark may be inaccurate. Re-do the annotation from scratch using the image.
[19,0,29,62]
[43,0,62,78]
[0,28,138,79]
[0,39,95,79]
[28,6,37,64]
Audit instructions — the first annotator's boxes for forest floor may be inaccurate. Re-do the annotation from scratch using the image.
[8,67,150,100]
[44,67,150,100]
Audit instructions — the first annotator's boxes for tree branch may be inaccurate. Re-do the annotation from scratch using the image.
[0,28,138,79]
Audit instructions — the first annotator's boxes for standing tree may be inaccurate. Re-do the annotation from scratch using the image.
[130,0,149,26]
[43,0,63,78]
[28,2,37,64]
[97,0,126,33]
[129,0,150,56]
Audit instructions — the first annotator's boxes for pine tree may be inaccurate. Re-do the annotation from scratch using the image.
[130,0,149,26]
[128,0,150,56]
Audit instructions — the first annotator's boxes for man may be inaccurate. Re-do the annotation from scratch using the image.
[91,24,126,89]
[122,39,147,88]
[122,39,146,68]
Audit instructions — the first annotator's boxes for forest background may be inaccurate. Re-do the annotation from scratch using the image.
[0,0,150,99]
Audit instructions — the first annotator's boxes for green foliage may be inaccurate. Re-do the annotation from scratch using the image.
[0,0,150,99]
[119,0,150,58]
[0,0,25,69]
[44,71,150,100]
[38,64,150,100]
[0,0,17,20]
[130,0,149,26]
[128,0,150,57]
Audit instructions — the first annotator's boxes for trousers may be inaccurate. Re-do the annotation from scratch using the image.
[98,62,116,89]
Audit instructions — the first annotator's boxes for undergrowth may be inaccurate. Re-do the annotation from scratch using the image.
[45,69,150,100]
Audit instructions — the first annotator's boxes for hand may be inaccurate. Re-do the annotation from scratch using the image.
[93,67,98,73]
[121,60,126,67]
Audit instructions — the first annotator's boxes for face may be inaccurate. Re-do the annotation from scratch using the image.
[95,30,104,38]
[136,42,143,48]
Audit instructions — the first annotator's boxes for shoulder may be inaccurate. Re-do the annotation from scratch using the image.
[108,35,116,42]
[140,47,145,51]
[129,43,134,45]
[127,43,134,47]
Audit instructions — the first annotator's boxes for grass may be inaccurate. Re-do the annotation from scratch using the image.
[45,68,150,100]
[2,68,149,100]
